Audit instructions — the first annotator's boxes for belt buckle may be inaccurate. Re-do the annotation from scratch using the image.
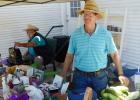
[88,72,93,76]
[95,70,102,76]
[95,72,98,76]
[87,72,94,76]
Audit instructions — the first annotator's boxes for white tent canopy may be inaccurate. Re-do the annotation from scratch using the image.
[0,0,83,7]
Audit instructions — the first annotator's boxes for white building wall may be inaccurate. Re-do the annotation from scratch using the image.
[0,3,64,58]
[97,0,140,68]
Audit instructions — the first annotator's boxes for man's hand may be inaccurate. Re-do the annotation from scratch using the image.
[110,52,129,86]
[15,42,23,47]
[119,75,129,86]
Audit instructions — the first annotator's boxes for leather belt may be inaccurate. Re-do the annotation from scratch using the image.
[74,68,106,77]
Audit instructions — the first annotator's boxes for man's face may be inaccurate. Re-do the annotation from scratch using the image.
[83,11,97,26]
[26,29,36,38]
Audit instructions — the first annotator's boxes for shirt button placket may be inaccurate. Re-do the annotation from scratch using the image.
[89,37,92,48]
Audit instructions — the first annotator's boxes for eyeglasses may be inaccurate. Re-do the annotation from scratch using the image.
[84,12,97,17]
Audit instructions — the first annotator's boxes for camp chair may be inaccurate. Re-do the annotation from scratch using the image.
[43,38,57,71]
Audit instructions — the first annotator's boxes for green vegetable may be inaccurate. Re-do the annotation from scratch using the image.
[101,89,105,97]
[101,93,109,99]
[101,86,129,100]
[116,86,129,91]
[101,86,130,100]
[108,93,121,100]
[101,93,120,100]
[104,88,123,100]
[110,87,126,99]
[126,91,140,100]
[117,86,129,96]
[121,90,129,96]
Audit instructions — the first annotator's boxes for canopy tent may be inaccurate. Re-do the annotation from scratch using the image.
[0,0,85,7]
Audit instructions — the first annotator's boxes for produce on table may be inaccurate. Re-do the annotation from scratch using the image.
[6,66,16,74]
[125,91,140,100]
[101,86,140,100]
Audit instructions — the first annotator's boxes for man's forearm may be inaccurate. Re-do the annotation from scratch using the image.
[63,54,74,75]
[19,42,36,47]
[111,52,124,75]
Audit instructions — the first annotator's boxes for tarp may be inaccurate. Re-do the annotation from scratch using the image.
[0,0,83,7]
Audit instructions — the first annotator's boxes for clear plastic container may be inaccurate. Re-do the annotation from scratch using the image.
[134,66,140,91]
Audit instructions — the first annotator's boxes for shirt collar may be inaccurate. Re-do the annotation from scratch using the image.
[81,23,98,36]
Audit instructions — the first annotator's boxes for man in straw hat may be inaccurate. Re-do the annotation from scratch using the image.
[62,0,129,98]
[15,24,46,62]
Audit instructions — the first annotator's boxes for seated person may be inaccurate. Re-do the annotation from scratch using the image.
[15,24,47,64]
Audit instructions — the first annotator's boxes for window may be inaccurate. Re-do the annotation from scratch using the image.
[70,1,81,17]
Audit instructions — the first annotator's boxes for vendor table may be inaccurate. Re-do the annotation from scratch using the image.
[1,65,68,100]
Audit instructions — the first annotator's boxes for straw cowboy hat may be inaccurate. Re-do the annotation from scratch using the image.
[79,0,105,19]
[24,24,39,31]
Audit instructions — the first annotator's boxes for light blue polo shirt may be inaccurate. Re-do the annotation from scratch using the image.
[68,24,117,72]
[28,36,46,57]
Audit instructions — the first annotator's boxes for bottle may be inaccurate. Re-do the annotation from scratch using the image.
[134,66,140,91]
[2,76,10,99]
[15,66,21,78]
[0,54,3,67]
